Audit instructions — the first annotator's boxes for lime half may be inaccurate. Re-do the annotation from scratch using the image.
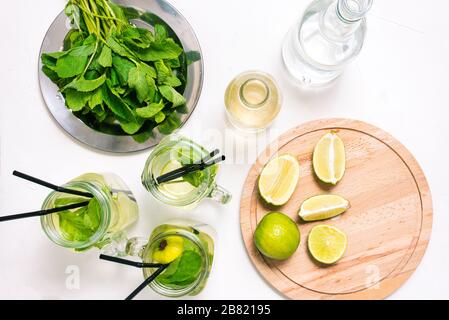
[254,212,300,260]
[308,225,347,265]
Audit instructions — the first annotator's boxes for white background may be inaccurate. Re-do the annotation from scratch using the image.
[0,0,448,300]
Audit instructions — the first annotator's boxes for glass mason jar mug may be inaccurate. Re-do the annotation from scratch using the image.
[40,173,139,251]
[105,220,215,298]
[141,135,232,209]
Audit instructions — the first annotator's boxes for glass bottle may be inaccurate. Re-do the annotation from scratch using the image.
[225,71,282,132]
[104,219,215,298]
[141,135,232,209]
[282,0,373,87]
[40,173,139,251]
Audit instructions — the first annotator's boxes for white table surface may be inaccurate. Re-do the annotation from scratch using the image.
[0,0,448,300]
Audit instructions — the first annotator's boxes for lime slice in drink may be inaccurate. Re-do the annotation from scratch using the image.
[258,154,300,206]
[299,195,350,222]
[308,225,347,265]
[159,160,195,197]
[254,212,300,260]
[152,236,184,264]
[313,132,346,185]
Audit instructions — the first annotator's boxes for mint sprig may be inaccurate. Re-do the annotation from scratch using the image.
[157,250,202,286]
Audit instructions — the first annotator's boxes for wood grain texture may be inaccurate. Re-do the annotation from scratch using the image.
[240,118,432,300]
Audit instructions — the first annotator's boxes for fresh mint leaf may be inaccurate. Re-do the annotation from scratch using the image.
[64,89,92,111]
[186,51,201,65]
[63,29,84,50]
[139,62,157,78]
[158,112,181,134]
[42,66,61,84]
[112,55,135,85]
[128,65,152,102]
[154,111,166,123]
[132,129,154,143]
[165,58,181,68]
[158,250,202,286]
[69,44,96,57]
[154,24,168,43]
[118,116,144,135]
[108,68,120,87]
[98,45,112,67]
[108,2,128,25]
[136,100,164,118]
[101,84,135,122]
[84,198,101,231]
[122,6,141,20]
[54,44,96,78]
[54,196,89,207]
[159,85,186,107]
[107,36,137,62]
[154,60,171,84]
[88,88,103,109]
[57,197,100,243]
[182,171,204,188]
[163,75,182,87]
[64,74,106,92]
[136,39,182,61]
[41,52,64,69]
[123,26,153,49]
[56,54,88,78]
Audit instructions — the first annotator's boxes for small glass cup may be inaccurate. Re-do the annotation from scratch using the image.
[105,220,215,297]
[141,135,232,209]
[41,173,139,251]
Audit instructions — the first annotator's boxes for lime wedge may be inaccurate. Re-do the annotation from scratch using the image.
[308,225,347,265]
[258,154,300,206]
[299,195,350,222]
[313,132,346,185]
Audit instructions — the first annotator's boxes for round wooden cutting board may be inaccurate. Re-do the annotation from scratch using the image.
[240,118,432,299]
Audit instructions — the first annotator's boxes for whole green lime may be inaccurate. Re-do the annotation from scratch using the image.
[254,212,300,260]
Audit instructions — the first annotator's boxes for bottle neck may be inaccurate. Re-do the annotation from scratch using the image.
[239,78,270,109]
[337,0,373,22]
[320,0,372,41]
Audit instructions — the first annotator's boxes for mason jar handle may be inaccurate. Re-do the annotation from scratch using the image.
[208,184,232,204]
[101,232,148,258]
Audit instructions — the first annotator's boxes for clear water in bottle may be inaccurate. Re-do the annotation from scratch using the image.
[282,0,373,87]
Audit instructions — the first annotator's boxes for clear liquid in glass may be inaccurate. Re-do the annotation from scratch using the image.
[225,71,282,132]
[282,0,372,87]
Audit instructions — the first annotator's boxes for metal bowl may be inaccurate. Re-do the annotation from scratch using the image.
[38,0,203,153]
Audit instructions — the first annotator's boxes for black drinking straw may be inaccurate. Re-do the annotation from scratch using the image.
[155,149,220,184]
[13,171,93,198]
[125,264,169,300]
[156,155,226,184]
[99,254,166,268]
[0,201,90,222]
[99,254,169,300]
